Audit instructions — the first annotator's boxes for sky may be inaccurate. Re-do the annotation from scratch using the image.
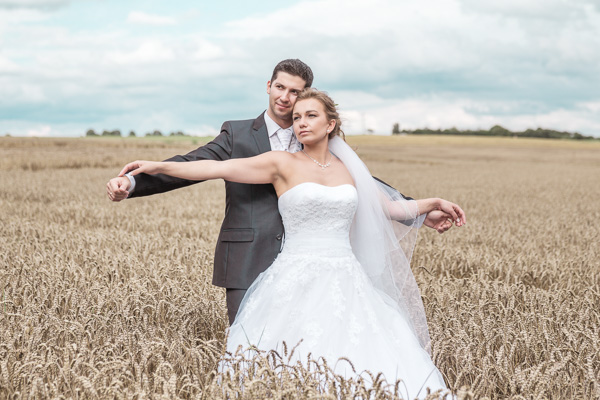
[1,0,599,137]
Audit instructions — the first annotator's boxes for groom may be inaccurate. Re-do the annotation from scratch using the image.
[106,59,457,324]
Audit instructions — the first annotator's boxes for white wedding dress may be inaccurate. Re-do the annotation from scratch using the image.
[226,182,447,398]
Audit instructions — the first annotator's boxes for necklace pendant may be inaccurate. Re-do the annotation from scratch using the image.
[302,149,332,170]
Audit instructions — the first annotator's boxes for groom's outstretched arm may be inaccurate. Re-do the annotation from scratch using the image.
[129,127,232,198]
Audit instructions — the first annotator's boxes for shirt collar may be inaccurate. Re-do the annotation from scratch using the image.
[264,111,293,138]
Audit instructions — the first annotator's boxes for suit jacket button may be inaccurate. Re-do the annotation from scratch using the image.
[276,234,282,240]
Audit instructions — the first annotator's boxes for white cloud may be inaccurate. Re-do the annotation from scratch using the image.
[107,40,175,65]
[335,92,600,136]
[19,84,47,102]
[0,7,53,26]
[223,0,600,76]
[502,104,600,135]
[0,55,18,72]
[580,101,600,113]
[458,0,582,20]
[0,80,47,103]
[186,124,220,137]
[192,38,224,60]
[126,11,177,26]
[27,125,52,137]
[0,0,69,10]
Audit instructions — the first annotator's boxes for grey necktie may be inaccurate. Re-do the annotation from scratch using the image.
[279,128,293,152]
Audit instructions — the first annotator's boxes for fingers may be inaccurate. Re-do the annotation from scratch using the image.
[454,204,467,226]
[129,167,145,176]
[443,203,460,224]
[108,190,128,201]
[106,180,118,201]
[117,165,128,177]
[436,219,452,234]
[118,161,142,177]
[106,177,130,202]
[439,199,466,227]
[442,219,453,233]
[447,204,465,227]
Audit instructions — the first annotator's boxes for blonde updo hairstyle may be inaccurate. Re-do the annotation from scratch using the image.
[295,88,345,141]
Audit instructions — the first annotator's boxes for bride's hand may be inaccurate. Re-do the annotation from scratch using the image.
[118,160,163,177]
[424,210,454,234]
[434,198,466,227]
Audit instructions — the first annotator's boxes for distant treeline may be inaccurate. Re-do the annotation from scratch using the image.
[83,126,598,140]
[392,124,598,140]
[85,129,189,137]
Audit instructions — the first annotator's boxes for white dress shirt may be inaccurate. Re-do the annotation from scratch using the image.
[263,112,302,153]
[125,111,301,193]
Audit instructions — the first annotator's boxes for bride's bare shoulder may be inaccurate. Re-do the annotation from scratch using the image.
[262,150,302,164]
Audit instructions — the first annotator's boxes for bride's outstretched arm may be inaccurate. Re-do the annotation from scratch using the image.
[386,197,466,228]
[118,151,290,185]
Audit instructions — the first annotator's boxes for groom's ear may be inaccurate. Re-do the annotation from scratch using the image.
[266,80,272,94]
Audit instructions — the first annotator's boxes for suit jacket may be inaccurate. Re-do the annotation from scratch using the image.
[131,112,414,290]
[131,112,283,289]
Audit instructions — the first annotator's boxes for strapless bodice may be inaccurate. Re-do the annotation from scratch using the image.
[278,182,357,254]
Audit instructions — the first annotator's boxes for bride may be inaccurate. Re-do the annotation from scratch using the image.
[119,88,465,398]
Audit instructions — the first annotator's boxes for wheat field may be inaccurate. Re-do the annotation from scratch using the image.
[1,135,599,399]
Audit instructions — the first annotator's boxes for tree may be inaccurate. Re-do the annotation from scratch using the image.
[86,129,98,137]
[392,123,400,135]
[490,125,510,136]
[129,130,136,137]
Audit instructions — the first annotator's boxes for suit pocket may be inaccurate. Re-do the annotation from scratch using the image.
[220,228,254,242]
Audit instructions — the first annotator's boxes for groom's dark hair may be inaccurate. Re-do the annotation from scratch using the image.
[271,59,313,88]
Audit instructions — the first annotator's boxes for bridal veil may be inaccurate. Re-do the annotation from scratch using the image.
[328,136,432,354]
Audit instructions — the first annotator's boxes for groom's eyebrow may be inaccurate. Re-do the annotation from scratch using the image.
[276,82,301,92]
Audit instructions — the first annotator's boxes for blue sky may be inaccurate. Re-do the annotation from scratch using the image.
[1,0,599,137]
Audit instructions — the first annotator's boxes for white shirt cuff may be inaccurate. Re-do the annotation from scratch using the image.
[125,173,136,196]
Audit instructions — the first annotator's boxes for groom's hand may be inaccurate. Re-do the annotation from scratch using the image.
[106,176,131,202]
[424,210,453,234]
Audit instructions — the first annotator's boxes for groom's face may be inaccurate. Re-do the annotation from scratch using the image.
[266,72,307,127]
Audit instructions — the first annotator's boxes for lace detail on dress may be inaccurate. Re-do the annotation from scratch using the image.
[279,182,356,244]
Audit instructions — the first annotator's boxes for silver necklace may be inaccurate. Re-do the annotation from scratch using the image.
[302,149,332,170]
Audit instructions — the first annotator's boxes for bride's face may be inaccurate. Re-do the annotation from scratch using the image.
[292,98,335,145]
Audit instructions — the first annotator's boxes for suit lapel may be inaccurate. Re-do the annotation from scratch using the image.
[252,112,271,155]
